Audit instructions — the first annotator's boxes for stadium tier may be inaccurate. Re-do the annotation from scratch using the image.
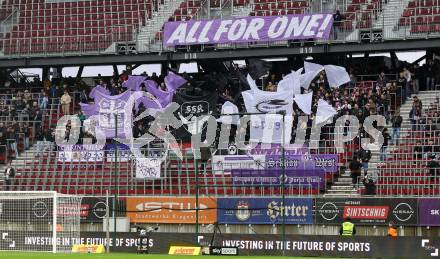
[0,0,439,56]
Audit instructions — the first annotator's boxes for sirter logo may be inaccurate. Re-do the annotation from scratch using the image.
[266,201,309,221]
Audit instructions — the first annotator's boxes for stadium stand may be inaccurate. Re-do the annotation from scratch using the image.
[1,0,438,56]
[0,0,439,200]
[0,0,157,54]
[2,61,439,198]
[399,0,440,33]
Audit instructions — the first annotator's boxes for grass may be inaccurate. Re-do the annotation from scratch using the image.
[0,253,348,259]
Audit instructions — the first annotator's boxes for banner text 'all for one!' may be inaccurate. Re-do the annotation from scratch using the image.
[163,14,333,47]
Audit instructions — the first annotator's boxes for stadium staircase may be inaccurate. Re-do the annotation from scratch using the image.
[136,0,187,52]
[373,0,409,30]
[362,89,440,196]
[325,90,440,197]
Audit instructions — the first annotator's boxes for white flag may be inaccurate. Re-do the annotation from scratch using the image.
[304,61,324,73]
[300,69,323,90]
[217,101,240,125]
[316,99,337,124]
[242,90,293,144]
[294,92,313,115]
[277,69,302,94]
[246,74,259,92]
[324,65,351,88]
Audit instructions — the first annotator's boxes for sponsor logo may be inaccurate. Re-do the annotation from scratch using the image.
[209,247,238,255]
[255,100,288,113]
[235,201,251,221]
[169,246,201,255]
[392,203,414,222]
[318,202,339,221]
[33,201,48,218]
[80,204,90,217]
[267,201,309,221]
[57,204,80,216]
[343,206,389,219]
[135,202,208,213]
[221,247,238,255]
[92,201,108,219]
[430,209,439,216]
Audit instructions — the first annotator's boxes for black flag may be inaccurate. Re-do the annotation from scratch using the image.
[247,59,272,80]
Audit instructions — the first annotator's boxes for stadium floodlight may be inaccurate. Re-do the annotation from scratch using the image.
[0,191,81,253]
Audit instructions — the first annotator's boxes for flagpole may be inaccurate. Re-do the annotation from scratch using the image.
[195,116,199,241]
[281,111,286,256]
[113,113,118,248]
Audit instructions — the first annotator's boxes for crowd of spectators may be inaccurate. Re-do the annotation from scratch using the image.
[0,59,439,195]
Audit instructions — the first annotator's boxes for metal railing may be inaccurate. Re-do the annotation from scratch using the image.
[4,147,319,196]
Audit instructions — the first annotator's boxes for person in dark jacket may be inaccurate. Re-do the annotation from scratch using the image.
[427,154,439,183]
[349,156,362,188]
[362,174,376,195]
[333,10,344,39]
[380,128,392,163]
[391,111,402,145]
[358,148,371,175]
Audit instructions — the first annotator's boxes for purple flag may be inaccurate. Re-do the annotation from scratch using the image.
[164,71,187,92]
[89,85,110,99]
[163,14,333,47]
[79,103,98,117]
[145,80,174,107]
[80,90,160,138]
[122,76,147,91]
[134,92,163,113]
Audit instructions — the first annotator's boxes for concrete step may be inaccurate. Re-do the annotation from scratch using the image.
[326,189,358,195]
[330,185,355,190]
[324,193,361,197]
[334,180,352,185]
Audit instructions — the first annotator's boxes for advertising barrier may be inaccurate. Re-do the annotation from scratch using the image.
[14,232,438,257]
[217,198,313,225]
[126,197,217,224]
[315,198,418,226]
[418,198,440,226]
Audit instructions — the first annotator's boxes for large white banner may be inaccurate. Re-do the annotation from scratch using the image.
[242,89,293,144]
[136,158,162,179]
